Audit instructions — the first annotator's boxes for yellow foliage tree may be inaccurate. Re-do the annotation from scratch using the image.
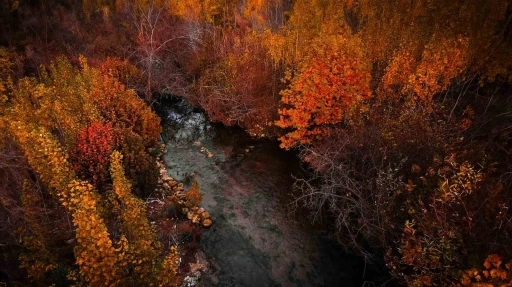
[18,180,55,280]
[8,123,123,286]
[110,151,160,284]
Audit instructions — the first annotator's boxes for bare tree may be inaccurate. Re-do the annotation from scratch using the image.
[130,3,193,104]
[291,130,404,261]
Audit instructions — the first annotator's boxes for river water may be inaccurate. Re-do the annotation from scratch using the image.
[156,98,358,287]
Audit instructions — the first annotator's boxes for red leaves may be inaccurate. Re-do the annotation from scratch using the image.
[75,122,115,187]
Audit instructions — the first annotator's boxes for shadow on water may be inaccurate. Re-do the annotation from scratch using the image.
[155,97,395,287]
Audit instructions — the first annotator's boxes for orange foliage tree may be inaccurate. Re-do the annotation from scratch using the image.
[276,36,371,148]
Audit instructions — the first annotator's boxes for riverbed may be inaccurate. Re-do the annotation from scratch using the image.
[157,98,357,287]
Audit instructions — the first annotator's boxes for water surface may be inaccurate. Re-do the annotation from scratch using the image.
[157,98,355,287]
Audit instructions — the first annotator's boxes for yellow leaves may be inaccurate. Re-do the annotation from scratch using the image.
[158,246,180,286]
[0,54,172,286]
[109,150,160,283]
[437,159,483,203]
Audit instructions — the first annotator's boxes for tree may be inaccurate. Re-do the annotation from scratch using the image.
[1,56,167,285]
[194,29,282,136]
[132,2,189,102]
[75,122,116,188]
[276,35,371,149]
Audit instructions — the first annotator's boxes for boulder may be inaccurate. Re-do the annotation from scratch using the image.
[180,271,201,287]
[202,219,212,227]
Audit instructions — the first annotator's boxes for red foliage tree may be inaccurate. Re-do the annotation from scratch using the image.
[75,122,115,187]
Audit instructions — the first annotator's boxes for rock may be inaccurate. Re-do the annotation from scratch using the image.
[180,271,201,287]
[202,219,212,227]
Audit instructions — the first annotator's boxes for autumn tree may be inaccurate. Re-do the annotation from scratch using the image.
[276,35,371,148]
[8,122,123,286]
[131,2,190,101]
[193,29,282,136]
[109,151,159,284]
[75,122,116,188]
[0,55,167,285]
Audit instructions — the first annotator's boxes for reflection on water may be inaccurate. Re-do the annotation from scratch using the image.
[155,98,356,287]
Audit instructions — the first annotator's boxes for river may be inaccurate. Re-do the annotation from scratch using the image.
[156,98,362,287]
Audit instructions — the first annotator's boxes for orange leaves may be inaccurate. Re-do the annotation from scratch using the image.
[9,124,75,197]
[484,254,503,270]
[185,180,202,207]
[358,0,512,102]
[407,36,470,103]
[381,36,471,103]
[167,0,203,21]
[99,57,141,87]
[277,36,371,149]
[459,254,512,286]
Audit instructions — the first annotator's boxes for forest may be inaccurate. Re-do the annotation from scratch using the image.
[0,0,512,286]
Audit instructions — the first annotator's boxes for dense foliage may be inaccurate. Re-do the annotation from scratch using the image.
[0,53,179,285]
